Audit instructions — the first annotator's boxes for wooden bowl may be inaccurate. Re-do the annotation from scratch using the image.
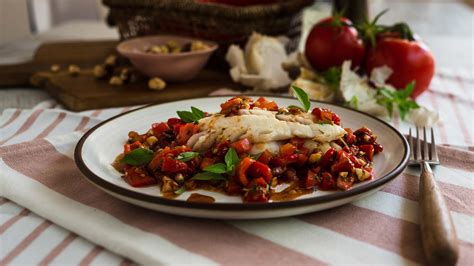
[117,35,218,82]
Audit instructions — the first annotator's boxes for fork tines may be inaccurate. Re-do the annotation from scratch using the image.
[408,127,439,164]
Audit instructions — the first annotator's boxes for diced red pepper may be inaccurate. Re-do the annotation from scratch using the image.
[230,138,252,154]
[318,148,336,169]
[200,157,215,170]
[336,175,354,191]
[297,154,308,166]
[176,123,199,145]
[226,180,242,195]
[152,122,170,137]
[349,155,363,168]
[237,157,255,187]
[304,170,317,189]
[161,156,189,174]
[248,161,272,182]
[359,144,375,161]
[354,126,373,136]
[344,128,356,145]
[319,172,335,190]
[220,97,252,115]
[123,167,157,187]
[167,118,182,128]
[331,157,354,173]
[373,143,384,153]
[148,146,172,171]
[252,97,278,111]
[280,143,297,157]
[245,185,269,202]
[258,150,273,165]
[251,177,268,187]
[312,107,340,125]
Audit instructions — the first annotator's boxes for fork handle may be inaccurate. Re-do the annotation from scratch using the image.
[419,162,459,266]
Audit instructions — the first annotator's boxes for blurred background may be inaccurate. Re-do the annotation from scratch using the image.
[1,0,472,70]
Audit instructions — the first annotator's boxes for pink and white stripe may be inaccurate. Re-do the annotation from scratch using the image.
[0,73,473,265]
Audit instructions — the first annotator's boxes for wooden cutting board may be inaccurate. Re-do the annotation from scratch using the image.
[0,40,243,111]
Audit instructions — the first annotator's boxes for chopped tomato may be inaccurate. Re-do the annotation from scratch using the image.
[257,150,273,165]
[226,180,242,195]
[319,172,335,190]
[318,148,336,169]
[167,118,182,128]
[230,138,252,154]
[123,167,157,187]
[237,157,255,187]
[373,143,384,153]
[176,123,199,145]
[331,156,354,173]
[161,156,189,174]
[220,96,252,115]
[304,170,317,189]
[280,143,297,157]
[248,161,272,182]
[148,146,172,171]
[252,97,278,111]
[344,128,356,145]
[251,177,268,187]
[152,122,170,137]
[200,157,215,170]
[336,175,354,191]
[312,108,341,125]
[359,144,375,161]
[297,153,308,166]
[245,185,269,202]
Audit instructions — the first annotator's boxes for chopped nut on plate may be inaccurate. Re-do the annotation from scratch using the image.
[50,64,61,73]
[109,76,123,86]
[104,55,117,66]
[191,41,209,51]
[148,77,166,90]
[93,64,107,78]
[68,64,80,76]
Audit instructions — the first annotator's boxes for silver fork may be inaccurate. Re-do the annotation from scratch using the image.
[408,127,459,265]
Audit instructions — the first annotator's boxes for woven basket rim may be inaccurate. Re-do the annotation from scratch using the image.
[103,0,314,18]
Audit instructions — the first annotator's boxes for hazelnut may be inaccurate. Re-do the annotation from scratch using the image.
[50,64,61,73]
[190,41,209,51]
[109,76,123,86]
[68,64,80,76]
[93,64,107,79]
[166,40,179,49]
[104,55,117,66]
[148,77,166,90]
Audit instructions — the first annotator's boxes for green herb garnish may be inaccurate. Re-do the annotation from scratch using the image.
[291,85,311,112]
[120,148,154,166]
[191,172,226,181]
[174,186,186,195]
[319,66,342,90]
[203,163,227,174]
[376,82,420,120]
[176,152,200,162]
[177,106,205,123]
[191,148,240,181]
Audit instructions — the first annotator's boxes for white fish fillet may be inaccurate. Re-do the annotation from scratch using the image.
[188,109,345,152]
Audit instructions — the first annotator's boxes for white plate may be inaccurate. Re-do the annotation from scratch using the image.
[75,96,409,219]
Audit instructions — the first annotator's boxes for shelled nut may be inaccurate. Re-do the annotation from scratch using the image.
[109,76,123,86]
[68,65,80,76]
[50,64,61,73]
[104,55,117,66]
[93,64,107,79]
[148,77,166,90]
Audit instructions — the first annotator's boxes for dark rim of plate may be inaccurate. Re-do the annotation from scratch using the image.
[74,95,410,211]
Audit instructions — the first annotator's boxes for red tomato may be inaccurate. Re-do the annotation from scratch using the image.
[319,172,335,190]
[252,97,278,111]
[305,17,365,71]
[359,144,375,162]
[311,107,341,125]
[280,143,297,157]
[237,157,255,187]
[226,180,242,195]
[257,150,273,165]
[318,148,336,169]
[230,138,252,154]
[336,175,354,191]
[176,123,199,145]
[152,122,170,137]
[248,161,272,182]
[304,170,317,189]
[161,157,189,174]
[123,167,157,187]
[366,38,435,98]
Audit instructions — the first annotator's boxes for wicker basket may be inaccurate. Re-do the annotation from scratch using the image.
[103,0,314,64]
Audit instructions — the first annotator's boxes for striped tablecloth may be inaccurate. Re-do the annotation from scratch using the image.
[0,72,473,265]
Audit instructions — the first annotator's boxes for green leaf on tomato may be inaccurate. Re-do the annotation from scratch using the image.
[176,152,200,162]
[203,163,227,174]
[291,85,311,112]
[120,148,154,166]
[191,172,226,181]
[176,106,205,123]
[225,148,239,172]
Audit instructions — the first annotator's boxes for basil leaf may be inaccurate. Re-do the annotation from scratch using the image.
[225,148,239,172]
[191,172,226,181]
[291,85,310,112]
[174,186,186,195]
[177,107,205,123]
[191,106,205,118]
[376,81,419,120]
[176,152,199,162]
[287,105,303,110]
[120,148,154,166]
[176,111,197,123]
[203,163,227,174]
